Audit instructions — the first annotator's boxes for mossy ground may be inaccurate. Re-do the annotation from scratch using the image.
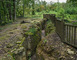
[0,17,42,59]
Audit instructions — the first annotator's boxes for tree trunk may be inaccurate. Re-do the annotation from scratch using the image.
[9,0,12,20]
[23,0,24,17]
[32,0,35,15]
[13,0,16,21]
[0,2,2,24]
[6,1,9,21]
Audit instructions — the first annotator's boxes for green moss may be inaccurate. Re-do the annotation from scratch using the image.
[24,27,37,36]
[16,41,21,44]
[29,58,31,60]
[8,51,16,60]
[0,36,8,41]
[31,31,41,48]
[43,39,47,44]
[25,32,33,35]
[21,24,27,29]
[46,19,51,24]
[7,43,14,48]
[21,37,25,44]
[28,28,37,33]
[45,20,55,35]
[16,37,26,48]
[72,22,77,25]
[27,51,31,57]
[11,47,24,54]
[8,37,25,60]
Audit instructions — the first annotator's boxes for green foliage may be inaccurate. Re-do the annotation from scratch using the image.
[65,7,77,14]
[43,39,47,43]
[45,19,55,35]
[56,8,65,20]
[0,0,15,25]
[72,22,77,25]
[25,27,37,36]
[52,2,77,20]
[0,0,77,26]
[65,14,77,20]
[28,28,37,34]
[29,58,31,60]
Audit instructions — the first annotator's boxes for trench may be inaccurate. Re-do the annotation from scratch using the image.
[30,30,45,60]
[1,14,77,60]
[25,14,77,60]
[27,18,50,60]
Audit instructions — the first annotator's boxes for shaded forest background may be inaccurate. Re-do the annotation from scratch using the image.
[0,0,77,25]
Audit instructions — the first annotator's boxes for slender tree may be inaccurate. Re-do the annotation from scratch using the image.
[32,0,35,15]
[13,0,16,21]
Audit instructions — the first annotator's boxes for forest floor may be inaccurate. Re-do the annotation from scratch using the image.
[0,18,25,56]
[0,17,77,60]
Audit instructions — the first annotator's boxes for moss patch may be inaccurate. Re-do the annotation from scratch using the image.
[45,19,55,35]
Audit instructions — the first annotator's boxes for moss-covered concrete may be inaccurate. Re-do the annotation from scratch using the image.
[24,25,41,60]
[45,19,55,36]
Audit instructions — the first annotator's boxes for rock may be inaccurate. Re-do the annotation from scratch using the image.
[59,56,65,60]
[4,47,9,52]
[18,47,24,53]
[70,56,74,59]
[12,47,24,54]
[67,49,74,54]
[1,55,14,60]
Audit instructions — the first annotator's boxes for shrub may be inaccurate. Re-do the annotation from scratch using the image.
[65,7,77,14]
[56,8,65,20]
